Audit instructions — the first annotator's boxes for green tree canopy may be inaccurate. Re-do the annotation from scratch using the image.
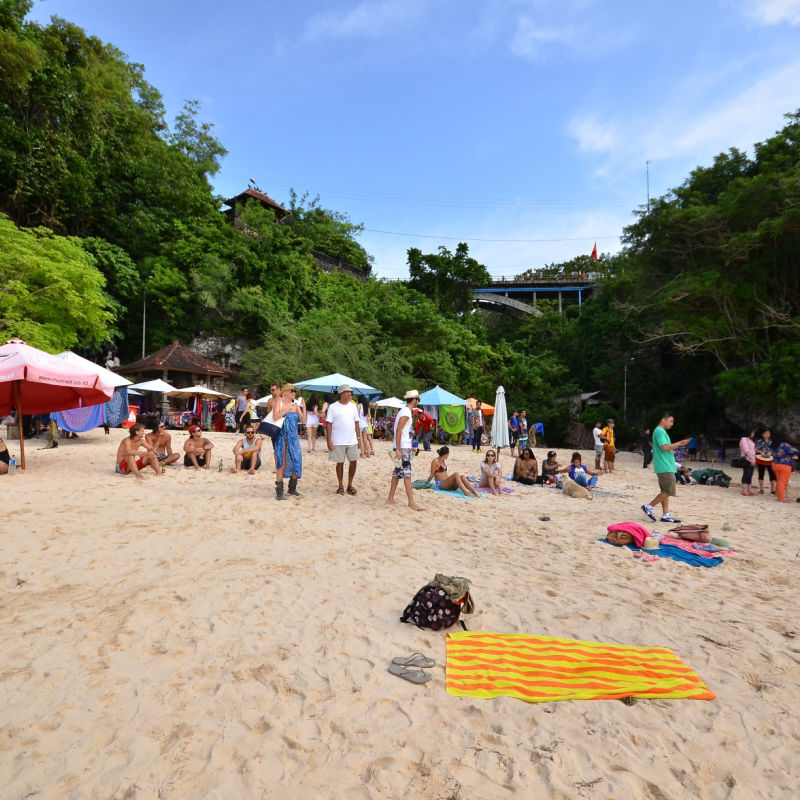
[0,214,115,350]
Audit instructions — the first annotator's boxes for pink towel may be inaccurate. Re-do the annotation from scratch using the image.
[660,535,735,558]
[607,521,651,547]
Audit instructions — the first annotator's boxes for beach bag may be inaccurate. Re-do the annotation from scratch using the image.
[401,574,474,631]
[258,407,284,439]
[401,586,465,630]
[669,524,711,543]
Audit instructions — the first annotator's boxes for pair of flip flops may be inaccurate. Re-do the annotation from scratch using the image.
[388,653,435,684]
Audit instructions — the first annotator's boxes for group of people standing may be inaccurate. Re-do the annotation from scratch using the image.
[738,426,799,502]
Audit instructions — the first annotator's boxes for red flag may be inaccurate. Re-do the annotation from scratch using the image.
[590,242,598,260]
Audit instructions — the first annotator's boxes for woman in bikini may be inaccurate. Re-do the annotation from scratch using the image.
[479,450,502,495]
[426,446,479,497]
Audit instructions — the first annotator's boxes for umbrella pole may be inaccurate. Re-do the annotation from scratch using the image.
[16,381,26,470]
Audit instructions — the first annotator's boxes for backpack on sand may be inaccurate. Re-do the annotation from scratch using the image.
[400,574,474,631]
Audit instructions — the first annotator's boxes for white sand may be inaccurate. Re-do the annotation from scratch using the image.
[1,429,798,799]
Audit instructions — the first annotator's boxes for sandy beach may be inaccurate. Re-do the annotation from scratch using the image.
[1,428,799,799]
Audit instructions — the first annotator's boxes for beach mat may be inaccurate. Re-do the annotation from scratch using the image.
[446,631,715,702]
[597,538,724,567]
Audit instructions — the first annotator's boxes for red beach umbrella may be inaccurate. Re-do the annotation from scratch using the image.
[0,339,114,469]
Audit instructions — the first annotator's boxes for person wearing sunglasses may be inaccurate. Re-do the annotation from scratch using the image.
[233,426,262,474]
[271,383,305,499]
[479,450,502,495]
[145,421,181,467]
[183,425,214,470]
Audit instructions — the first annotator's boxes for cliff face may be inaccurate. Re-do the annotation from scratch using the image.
[189,336,248,381]
[725,399,800,443]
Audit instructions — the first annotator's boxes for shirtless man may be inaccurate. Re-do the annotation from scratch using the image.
[145,421,181,466]
[115,423,160,479]
[233,425,262,473]
[262,382,282,467]
[264,382,281,414]
[183,425,214,469]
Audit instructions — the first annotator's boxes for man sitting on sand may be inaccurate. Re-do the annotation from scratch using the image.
[233,425,262,473]
[184,425,214,469]
[145,421,181,466]
[115,423,161,479]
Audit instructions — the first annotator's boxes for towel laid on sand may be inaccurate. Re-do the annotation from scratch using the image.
[445,631,715,702]
[411,479,482,498]
[660,534,735,558]
[597,538,724,567]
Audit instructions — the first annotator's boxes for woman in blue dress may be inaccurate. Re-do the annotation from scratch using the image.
[272,383,306,500]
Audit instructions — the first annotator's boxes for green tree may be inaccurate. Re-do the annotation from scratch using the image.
[407,242,491,317]
[0,214,114,350]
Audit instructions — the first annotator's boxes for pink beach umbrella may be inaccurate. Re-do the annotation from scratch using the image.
[0,339,114,469]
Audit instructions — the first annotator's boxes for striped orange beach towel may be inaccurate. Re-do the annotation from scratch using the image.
[446,632,715,702]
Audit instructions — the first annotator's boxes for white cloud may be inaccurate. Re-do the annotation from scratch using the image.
[567,59,800,184]
[742,0,800,25]
[304,0,426,42]
[510,16,578,59]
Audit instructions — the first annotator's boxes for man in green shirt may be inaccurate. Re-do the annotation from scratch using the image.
[641,412,690,524]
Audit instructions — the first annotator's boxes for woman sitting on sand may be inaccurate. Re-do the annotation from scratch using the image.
[0,436,10,475]
[512,448,538,485]
[567,452,599,489]
[479,450,502,495]
[427,446,479,497]
[541,450,565,485]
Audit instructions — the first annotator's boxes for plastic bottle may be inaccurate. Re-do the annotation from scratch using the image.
[218,458,223,472]
[8,456,16,475]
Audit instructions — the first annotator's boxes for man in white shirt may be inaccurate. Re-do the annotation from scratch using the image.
[592,420,604,471]
[326,384,361,495]
[387,389,423,511]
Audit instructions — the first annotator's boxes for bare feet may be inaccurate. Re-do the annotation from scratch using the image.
[408,503,423,511]
[386,498,397,505]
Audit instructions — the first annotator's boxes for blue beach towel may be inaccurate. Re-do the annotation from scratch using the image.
[597,538,724,567]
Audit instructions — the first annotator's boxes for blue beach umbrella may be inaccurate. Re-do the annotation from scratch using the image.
[417,385,467,406]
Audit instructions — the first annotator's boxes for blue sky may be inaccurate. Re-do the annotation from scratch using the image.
[29,0,800,279]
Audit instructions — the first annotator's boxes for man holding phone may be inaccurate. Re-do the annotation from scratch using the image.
[642,411,690,524]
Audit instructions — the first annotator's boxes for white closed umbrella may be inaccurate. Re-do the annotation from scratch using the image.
[490,385,510,452]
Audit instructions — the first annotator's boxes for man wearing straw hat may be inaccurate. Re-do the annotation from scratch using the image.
[387,390,423,511]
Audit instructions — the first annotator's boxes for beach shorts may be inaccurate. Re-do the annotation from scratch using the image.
[392,448,413,480]
[117,457,145,474]
[594,444,604,459]
[657,472,677,497]
[603,444,616,462]
[329,443,359,463]
[184,454,206,468]
[242,454,261,470]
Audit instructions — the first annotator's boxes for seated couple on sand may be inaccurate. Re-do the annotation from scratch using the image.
[115,424,162,479]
